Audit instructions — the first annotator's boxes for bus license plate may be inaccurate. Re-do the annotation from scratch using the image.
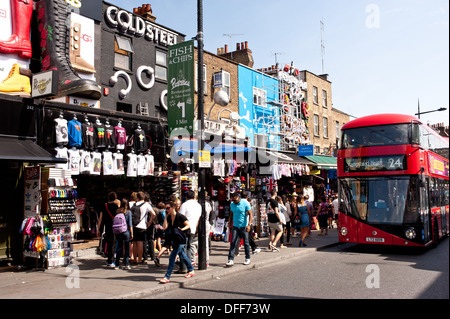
[366,237,385,243]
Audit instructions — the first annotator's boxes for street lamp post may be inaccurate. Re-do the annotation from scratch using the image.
[416,99,447,119]
[197,0,207,271]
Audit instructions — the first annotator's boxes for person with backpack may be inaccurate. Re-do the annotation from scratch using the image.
[98,192,120,268]
[159,201,195,284]
[131,191,155,265]
[113,198,133,269]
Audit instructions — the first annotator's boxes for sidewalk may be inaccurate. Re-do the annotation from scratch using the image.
[0,228,340,299]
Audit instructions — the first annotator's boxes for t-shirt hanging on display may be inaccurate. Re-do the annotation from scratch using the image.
[54,118,68,145]
[68,148,80,175]
[94,122,106,148]
[104,125,116,149]
[137,154,147,176]
[91,151,102,175]
[133,128,147,153]
[82,122,95,151]
[102,151,114,176]
[113,152,124,175]
[127,152,137,177]
[55,146,69,170]
[67,119,82,147]
[114,126,126,150]
[145,154,154,176]
[80,150,91,174]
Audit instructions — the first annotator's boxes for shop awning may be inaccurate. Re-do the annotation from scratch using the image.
[0,136,67,164]
[303,155,337,169]
[251,149,316,165]
[173,139,252,154]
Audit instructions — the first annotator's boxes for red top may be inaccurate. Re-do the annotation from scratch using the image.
[342,114,420,130]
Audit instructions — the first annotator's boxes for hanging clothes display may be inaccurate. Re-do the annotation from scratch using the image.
[127,152,138,177]
[133,127,148,153]
[113,152,124,175]
[94,120,106,148]
[104,123,116,149]
[82,121,95,151]
[102,151,114,176]
[137,153,147,176]
[114,124,126,150]
[145,154,154,176]
[90,151,102,175]
[80,150,91,174]
[68,148,80,175]
[54,117,68,145]
[67,118,82,148]
[54,146,68,170]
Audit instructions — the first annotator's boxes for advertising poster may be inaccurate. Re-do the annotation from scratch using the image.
[24,166,41,218]
[167,40,195,136]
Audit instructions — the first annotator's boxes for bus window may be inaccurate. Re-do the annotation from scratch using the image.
[341,124,410,149]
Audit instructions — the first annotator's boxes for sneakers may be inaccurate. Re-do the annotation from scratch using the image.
[225,260,234,267]
[244,259,251,265]
[154,256,160,267]
[106,262,116,268]
[252,248,261,254]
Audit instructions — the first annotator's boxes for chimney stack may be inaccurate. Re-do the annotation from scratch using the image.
[133,3,157,22]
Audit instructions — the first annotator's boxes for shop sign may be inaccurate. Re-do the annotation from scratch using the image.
[105,6,178,46]
[199,150,211,168]
[167,40,195,136]
[31,70,58,98]
[24,166,41,218]
[298,145,314,156]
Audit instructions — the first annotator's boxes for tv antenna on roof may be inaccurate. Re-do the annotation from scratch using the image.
[320,18,325,74]
[271,52,284,66]
[223,34,244,59]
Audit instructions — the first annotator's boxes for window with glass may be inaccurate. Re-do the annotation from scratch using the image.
[323,117,328,138]
[341,124,411,149]
[313,86,318,104]
[253,87,267,107]
[322,90,328,107]
[155,50,167,81]
[114,35,133,70]
[314,114,319,136]
[339,176,421,225]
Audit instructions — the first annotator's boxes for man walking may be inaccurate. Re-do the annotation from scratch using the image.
[179,190,202,271]
[226,192,253,267]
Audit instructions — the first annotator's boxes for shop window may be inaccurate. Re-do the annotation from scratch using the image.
[114,35,133,70]
[155,50,167,81]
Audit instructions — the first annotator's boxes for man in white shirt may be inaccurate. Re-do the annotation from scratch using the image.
[132,191,155,264]
[179,190,202,271]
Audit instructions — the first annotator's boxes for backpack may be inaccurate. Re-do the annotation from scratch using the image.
[131,202,145,226]
[112,213,128,235]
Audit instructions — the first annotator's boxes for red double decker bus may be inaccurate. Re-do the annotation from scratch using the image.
[337,114,449,247]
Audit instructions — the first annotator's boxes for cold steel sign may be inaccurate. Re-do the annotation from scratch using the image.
[104,6,178,46]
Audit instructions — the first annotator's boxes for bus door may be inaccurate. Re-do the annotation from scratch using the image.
[421,181,430,243]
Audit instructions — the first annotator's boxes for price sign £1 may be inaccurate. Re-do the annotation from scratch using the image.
[167,40,195,137]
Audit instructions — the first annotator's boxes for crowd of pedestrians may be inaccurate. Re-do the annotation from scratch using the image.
[97,188,338,284]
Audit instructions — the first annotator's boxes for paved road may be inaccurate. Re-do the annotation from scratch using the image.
[153,237,449,299]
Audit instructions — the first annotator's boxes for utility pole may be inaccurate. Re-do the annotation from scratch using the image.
[197,0,207,271]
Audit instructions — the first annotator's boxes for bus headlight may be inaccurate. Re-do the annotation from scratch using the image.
[405,228,417,240]
[340,226,348,236]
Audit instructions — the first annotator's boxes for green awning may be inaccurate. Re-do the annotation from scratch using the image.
[304,155,337,169]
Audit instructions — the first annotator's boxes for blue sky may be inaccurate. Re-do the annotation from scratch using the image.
[109,0,449,126]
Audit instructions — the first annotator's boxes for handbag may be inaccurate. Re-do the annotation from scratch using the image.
[173,227,187,245]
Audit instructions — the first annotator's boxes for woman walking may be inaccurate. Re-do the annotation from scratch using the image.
[159,201,195,284]
[296,195,311,247]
